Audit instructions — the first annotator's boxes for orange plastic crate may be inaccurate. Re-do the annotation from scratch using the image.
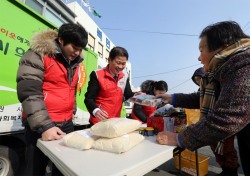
[174,149,210,176]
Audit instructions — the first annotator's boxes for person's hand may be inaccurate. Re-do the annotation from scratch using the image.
[95,109,109,121]
[155,94,172,106]
[41,126,65,141]
[156,131,178,146]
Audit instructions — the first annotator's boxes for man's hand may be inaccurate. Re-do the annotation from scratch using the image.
[155,94,172,106]
[156,131,178,146]
[41,126,65,141]
[95,109,108,121]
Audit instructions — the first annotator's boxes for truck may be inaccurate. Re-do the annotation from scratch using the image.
[0,0,121,175]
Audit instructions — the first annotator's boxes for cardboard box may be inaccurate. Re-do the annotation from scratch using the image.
[185,108,201,126]
[174,149,209,176]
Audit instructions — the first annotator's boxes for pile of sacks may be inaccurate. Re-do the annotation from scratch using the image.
[63,118,144,154]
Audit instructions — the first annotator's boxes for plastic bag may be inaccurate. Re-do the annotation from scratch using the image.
[128,94,162,107]
[154,104,176,116]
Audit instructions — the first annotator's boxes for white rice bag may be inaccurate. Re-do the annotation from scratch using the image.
[90,118,142,138]
[93,132,144,154]
[63,130,99,150]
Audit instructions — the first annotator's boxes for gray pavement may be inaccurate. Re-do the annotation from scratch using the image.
[145,138,244,176]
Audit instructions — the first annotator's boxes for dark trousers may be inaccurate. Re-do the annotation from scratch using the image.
[237,123,250,176]
[23,120,74,176]
[210,136,239,170]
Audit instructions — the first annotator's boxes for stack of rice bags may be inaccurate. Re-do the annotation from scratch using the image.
[63,118,144,154]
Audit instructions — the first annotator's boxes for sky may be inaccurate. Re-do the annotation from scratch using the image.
[82,0,250,94]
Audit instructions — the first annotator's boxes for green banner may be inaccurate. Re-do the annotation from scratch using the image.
[0,0,55,106]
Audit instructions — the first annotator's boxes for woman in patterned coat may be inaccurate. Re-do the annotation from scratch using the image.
[156,21,250,176]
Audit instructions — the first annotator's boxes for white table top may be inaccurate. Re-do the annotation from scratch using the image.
[37,135,175,176]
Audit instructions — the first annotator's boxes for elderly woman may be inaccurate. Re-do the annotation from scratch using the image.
[156,21,250,176]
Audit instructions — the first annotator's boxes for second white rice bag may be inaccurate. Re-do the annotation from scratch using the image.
[93,132,144,154]
[63,130,99,150]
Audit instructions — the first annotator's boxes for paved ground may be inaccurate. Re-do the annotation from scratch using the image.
[145,138,244,176]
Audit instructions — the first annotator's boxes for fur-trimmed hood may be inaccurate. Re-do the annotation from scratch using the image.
[30,29,58,56]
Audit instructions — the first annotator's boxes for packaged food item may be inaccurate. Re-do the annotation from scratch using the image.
[138,127,146,135]
[147,108,187,133]
[163,117,175,132]
[147,116,164,133]
[154,104,176,116]
[128,94,162,107]
[145,127,154,136]
[171,109,187,133]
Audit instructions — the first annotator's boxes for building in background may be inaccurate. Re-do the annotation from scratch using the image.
[62,0,115,67]
[21,0,133,81]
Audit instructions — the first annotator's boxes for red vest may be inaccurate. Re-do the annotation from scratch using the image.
[42,56,79,122]
[90,67,128,124]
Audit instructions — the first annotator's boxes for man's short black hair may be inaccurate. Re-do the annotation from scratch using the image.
[109,46,129,61]
[58,23,88,48]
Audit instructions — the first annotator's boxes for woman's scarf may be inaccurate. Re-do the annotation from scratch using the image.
[199,38,250,154]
